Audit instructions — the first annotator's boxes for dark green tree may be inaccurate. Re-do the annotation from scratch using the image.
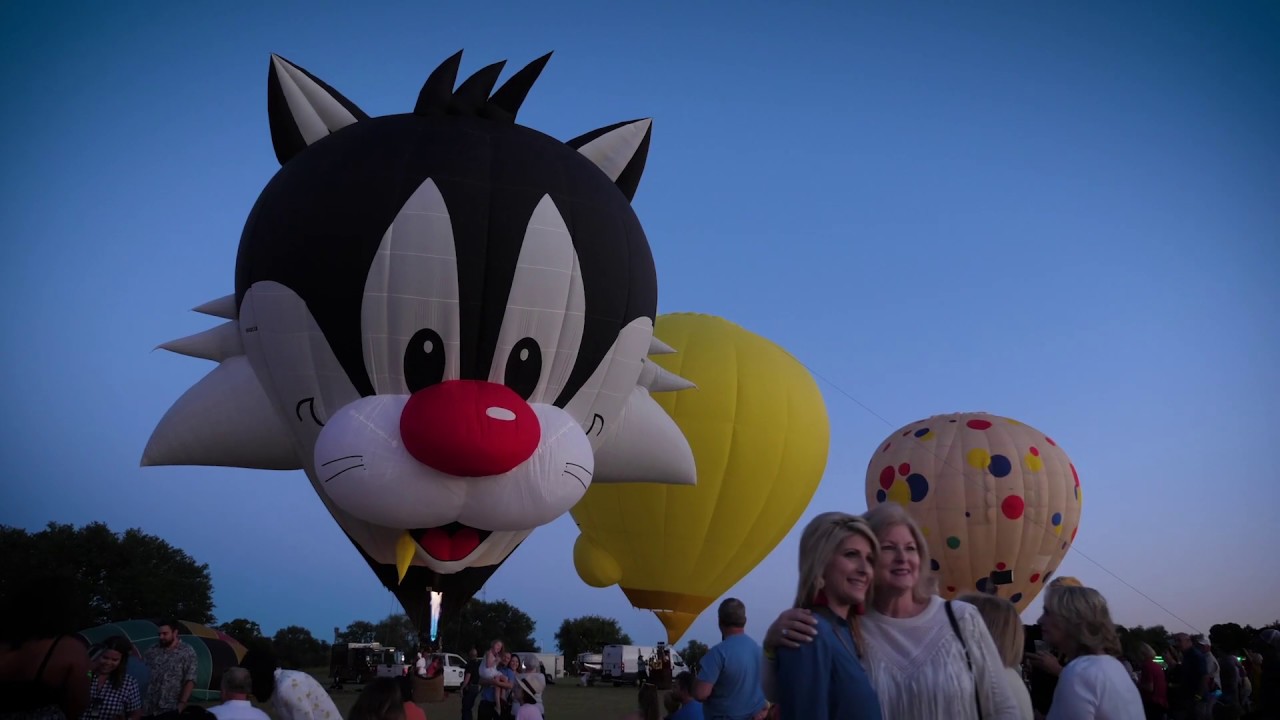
[452,599,539,655]
[678,639,709,674]
[374,614,418,649]
[217,618,272,656]
[272,625,330,669]
[1209,623,1256,653]
[0,522,214,627]
[1124,625,1172,655]
[554,615,630,666]
[337,620,378,644]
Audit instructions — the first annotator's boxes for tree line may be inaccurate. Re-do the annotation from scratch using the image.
[18,521,1268,672]
[0,521,709,669]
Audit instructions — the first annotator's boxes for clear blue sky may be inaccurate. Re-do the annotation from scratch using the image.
[2,1,1277,653]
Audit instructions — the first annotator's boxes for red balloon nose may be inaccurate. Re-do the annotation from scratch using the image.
[400,380,540,477]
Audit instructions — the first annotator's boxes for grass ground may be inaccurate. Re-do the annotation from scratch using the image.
[299,671,641,720]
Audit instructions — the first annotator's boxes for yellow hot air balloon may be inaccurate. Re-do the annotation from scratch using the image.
[571,313,829,644]
[863,412,1083,612]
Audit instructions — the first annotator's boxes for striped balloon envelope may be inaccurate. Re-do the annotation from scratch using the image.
[864,412,1083,612]
[78,619,248,702]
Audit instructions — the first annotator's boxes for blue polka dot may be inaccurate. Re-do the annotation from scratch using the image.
[913,427,930,438]
[930,559,940,572]
[906,473,930,502]
[1051,512,1062,526]
[875,489,887,503]
[989,454,1012,477]
[964,511,971,518]
[976,577,989,593]
[1011,592,1023,603]
[1043,571,1054,583]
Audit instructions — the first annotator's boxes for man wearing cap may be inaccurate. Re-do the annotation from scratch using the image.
[1196,636,1220,696]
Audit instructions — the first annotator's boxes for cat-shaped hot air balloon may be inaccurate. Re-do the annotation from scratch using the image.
[142,52,696,622]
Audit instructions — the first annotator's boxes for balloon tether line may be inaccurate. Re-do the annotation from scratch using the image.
[800,362,1204,634]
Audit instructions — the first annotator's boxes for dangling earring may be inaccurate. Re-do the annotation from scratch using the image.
[813,578,829,607]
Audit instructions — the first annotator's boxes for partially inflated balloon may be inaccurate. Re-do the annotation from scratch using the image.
[78,620,247,702]
[864,412,1083,611]
[573,313,829,643]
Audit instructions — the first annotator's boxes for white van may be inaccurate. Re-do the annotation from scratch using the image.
[514,652,565,681]
[601,645,687,684]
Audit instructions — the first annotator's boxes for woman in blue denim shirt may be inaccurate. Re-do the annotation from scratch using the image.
[774,513,882,720]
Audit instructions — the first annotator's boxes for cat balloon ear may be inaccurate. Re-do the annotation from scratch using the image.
[567,118,652,202]
[267,54,369,165]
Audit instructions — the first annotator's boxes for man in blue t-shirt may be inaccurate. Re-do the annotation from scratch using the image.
[694,598,766,720]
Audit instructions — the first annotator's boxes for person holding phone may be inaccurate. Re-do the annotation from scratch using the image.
[1025,578,1081,716]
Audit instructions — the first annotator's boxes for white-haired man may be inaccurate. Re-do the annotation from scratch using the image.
[209,667,269,720]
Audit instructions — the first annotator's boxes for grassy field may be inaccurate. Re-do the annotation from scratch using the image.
[301,672,642,720]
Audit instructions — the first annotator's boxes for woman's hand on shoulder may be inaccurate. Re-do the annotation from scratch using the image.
[764,608,818,651]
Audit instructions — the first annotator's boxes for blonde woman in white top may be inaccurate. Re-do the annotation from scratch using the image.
[958,594,1034,719]
[1041,586,1143,720]
[765,503,1021,719]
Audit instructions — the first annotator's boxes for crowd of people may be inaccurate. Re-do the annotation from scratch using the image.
[3,508,1278,720]
[614,502,1279,720]
[0,595,546,720]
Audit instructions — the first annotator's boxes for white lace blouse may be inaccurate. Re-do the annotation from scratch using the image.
[860,596,1023,719]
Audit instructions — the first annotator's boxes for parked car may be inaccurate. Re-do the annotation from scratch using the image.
[330,643,405,684]
[429,652,469,690]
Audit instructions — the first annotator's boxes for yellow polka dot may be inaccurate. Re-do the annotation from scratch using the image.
[921,526,931,537]
[921,430,935,441]
[887,481,912,505]
[1025,454,1044,472]
[1054,525,1063,536]
[1005,418,1023,425]
[967,448,991,469]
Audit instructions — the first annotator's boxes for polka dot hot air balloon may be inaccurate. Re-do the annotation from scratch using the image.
[864,412,1082,611]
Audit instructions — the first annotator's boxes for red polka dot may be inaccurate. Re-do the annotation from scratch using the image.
[946,586,956,592]
[1029,573,1041,583]
[902,430,911,437]
[996,562,1007,571]
[883,443,891,453]
[1070,527,1078,542]
[1029,446,1040,457]
[897,462,911,476]
[1070,463,1079,486]
[879,466,895,490]
[1001,495,1025,520]
[966,419,993,430]
[1045,436,1056,446]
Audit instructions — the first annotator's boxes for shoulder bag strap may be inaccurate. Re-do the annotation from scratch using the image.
[35,635,65,681]
[945,601,984,720]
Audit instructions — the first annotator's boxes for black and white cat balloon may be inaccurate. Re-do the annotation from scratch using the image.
[143,52,696,597]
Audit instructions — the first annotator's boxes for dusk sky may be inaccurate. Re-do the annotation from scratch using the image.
[2,1,1277,654]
